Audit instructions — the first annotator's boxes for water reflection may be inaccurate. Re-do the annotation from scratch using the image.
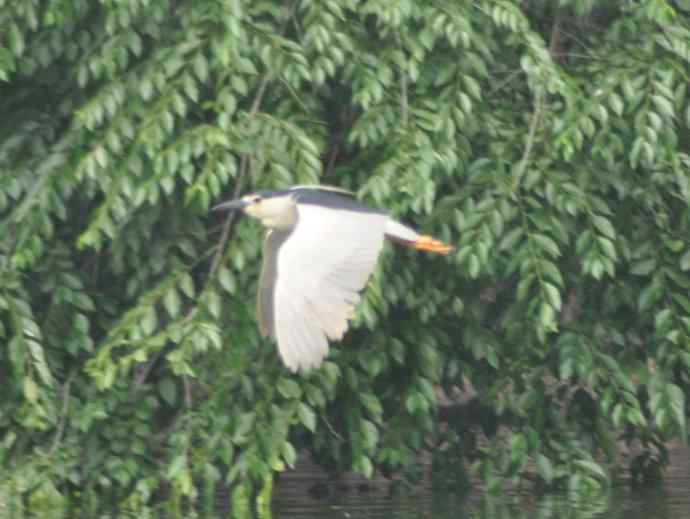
[272,488,689,519]
[1,450,688,518]
[272,447,690,519]
[272,492,607,519]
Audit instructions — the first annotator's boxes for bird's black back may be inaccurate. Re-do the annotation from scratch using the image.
[260,186,387,215]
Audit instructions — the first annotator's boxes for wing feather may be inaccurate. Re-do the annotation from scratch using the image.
[271,204,387,371]
[275,282,328,371]
[256,230,290,337]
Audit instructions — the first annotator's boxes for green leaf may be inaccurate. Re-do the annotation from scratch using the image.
[597,237,617,261]
[680,250,690,271]
[167,454,187,480]
[543,282,562,311]
[140,307,157,335]
[297,402,316,432]
[193,53,209,82]
[23,376,38,403]
[667,383,687,439]
[354,455,374,479]
[651,95,674,119]
[517,273,535,300]
[468,254,480,278]
[500,227,524,251]
[536,454,553,484]
[509,433,527,465]
[609,93,624,116]
[163,288,181,318]
[232,412,255,443]
[539,302,556,330]
[361,419,379,450]
[206,291,222,319]
[360,392,383,417]
[158,378,177,406]
[639,281,663,312]
[75,293,96,311]
[282,441,297,468]
[541,260,564,287]
[574,459,607,481]
[592,214,615,239]
[277,378,302,399]
[630,258,656,276]
[532,233,560,257]
[218,267,236,293]
[654,308,672,332]
[9,24,25,56]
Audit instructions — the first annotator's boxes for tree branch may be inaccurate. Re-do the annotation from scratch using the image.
[207,71,273,282]
[49,370,77,455]
[397,33,409,127]
[512,8,563,192]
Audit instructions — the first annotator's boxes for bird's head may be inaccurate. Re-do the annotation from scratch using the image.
[213,190,298,229]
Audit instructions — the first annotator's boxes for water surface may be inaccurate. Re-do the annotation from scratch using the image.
[272,446,690,519]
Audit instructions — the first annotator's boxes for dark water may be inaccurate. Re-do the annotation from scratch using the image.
[273,489,690,519]
[2,449,688,518]
[272,446,690,519]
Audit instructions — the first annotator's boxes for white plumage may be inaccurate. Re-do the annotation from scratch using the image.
[267,204,386,370]
[214,186,453,372]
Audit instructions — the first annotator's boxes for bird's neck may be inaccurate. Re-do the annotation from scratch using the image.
[260,204,298,230]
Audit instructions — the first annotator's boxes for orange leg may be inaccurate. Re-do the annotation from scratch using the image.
[411,235,454,255]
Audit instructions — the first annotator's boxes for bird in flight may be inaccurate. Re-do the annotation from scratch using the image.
[214,185,453,372]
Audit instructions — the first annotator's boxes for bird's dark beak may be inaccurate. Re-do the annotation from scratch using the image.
[212,199,248,212]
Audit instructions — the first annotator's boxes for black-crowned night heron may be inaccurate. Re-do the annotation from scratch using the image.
[214,185,453,372]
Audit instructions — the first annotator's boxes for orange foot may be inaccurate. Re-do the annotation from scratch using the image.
[413,235,454,255]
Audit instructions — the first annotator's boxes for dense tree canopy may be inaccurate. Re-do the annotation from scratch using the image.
[2,0,690,511]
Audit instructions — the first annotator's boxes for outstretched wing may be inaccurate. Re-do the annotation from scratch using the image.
[259,203,387,372]
[256,230,288,338]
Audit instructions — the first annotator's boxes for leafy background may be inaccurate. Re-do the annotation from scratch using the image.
[1,0,690,511]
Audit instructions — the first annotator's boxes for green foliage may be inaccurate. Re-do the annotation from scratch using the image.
[2,0,690,511]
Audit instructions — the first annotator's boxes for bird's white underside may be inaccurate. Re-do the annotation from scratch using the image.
[258,203,421,372]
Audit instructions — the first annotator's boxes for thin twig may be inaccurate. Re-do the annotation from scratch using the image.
[167,7,293,418]
[512,8,563,191]
[322,415,345,442]
[400,73,409,127]
[250,73,273,117]
[49,370,77,455]
[488,69,524,96]
[207,71,272,282]
[207,1,298,281]
[548,7,564,60]
[325,145,339,178]
[183,375,192,408]
[397,33,409,127]
[511,94,543,191]
[133,351,163,390]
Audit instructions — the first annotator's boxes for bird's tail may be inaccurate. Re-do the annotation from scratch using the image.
[411,235,454,255]
[385,219,454,255]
